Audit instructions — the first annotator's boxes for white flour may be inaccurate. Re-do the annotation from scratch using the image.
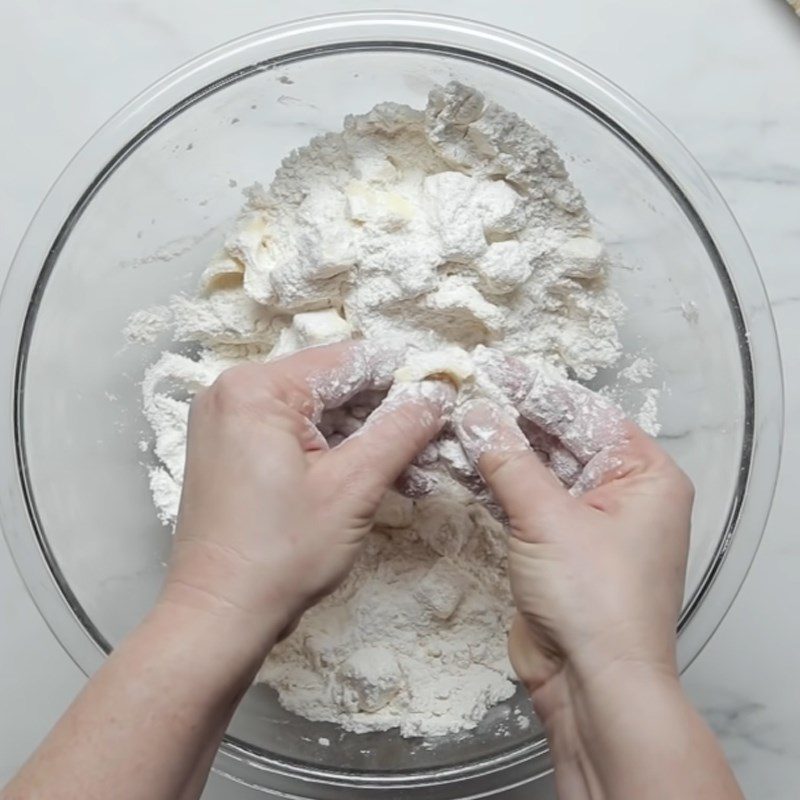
[132,82,640,737]
[261,496,516,737]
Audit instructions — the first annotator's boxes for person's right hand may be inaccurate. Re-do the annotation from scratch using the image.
[453,363,694,716]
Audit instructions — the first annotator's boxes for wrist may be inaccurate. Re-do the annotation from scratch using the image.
[533,662,686,800]
[150,591,286,689]
[162,538,305,645]
[570,652,680,705]
[536,658,683,737]
[550,664,685,780]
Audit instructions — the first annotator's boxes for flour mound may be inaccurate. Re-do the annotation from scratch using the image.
[261,502,515,737]
[133,82,627,738]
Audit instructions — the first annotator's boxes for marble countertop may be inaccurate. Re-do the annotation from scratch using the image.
[1,1,798,797]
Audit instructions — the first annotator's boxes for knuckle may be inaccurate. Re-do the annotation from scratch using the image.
[289,411,320,442]
[481,448,526,483]
[388,404,426,436]
[341,458,380,491]
[318,460,376,506]
[377,402,437,450]
[209,365,276,415]
[190,385,210,411]
[654,454,695,504]
[476,452,507,484]
[212,365,251,396]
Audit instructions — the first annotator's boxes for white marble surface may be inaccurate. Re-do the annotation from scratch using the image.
[1,1,798,797]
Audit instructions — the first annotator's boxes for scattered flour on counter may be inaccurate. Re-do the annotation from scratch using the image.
[128,81,651,738]
[123,305,172,344]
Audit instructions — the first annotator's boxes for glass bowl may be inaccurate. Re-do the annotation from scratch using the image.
[0,12,782,798]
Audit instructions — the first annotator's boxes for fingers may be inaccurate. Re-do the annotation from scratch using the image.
[453,399,570,524]
[204,339,406,424]
[301,339,407,415]
[473,346,665,496]
[320,380,456,499]
[576,420,694,506]
[518,417,582,485]
[467,349,690,520]
[507,613,554,694]
[570,448,626,496]
[517,372,625,464]
[395,441,441,498]
[472,346,625,464]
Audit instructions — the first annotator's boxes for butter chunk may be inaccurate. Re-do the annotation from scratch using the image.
[292,308,353,347]
[413,558,467,620]
[394,347,474,387]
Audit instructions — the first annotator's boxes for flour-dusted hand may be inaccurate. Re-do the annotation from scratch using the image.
[453,372,744,800]
[453,364,692,696]
[2,340,455,800]
[162,340,455,642]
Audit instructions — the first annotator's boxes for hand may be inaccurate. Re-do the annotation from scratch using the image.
[453,366,747,800]
[453,363,693,709]
[0,341,455,800]
[161,340,455,649]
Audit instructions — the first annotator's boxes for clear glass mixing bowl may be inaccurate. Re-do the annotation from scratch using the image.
[0,12,782,798]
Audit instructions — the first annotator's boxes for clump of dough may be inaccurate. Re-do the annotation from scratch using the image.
[374,491,415,528]
[335,646,404,713]
[413,559,467,620]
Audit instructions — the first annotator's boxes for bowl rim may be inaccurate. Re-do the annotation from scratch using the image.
[0,10,783,797]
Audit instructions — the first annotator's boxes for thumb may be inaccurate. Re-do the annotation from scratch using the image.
[320,380,456,500]
[453,399,570,531]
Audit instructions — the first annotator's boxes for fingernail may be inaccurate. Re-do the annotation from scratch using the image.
[453,399,527,464]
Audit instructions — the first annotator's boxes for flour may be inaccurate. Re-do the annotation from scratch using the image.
[123,305,171,344]
[130,81,644,738]
[259,497,516,738]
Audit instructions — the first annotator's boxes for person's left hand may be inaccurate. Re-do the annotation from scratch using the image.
[160,340,455,646]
